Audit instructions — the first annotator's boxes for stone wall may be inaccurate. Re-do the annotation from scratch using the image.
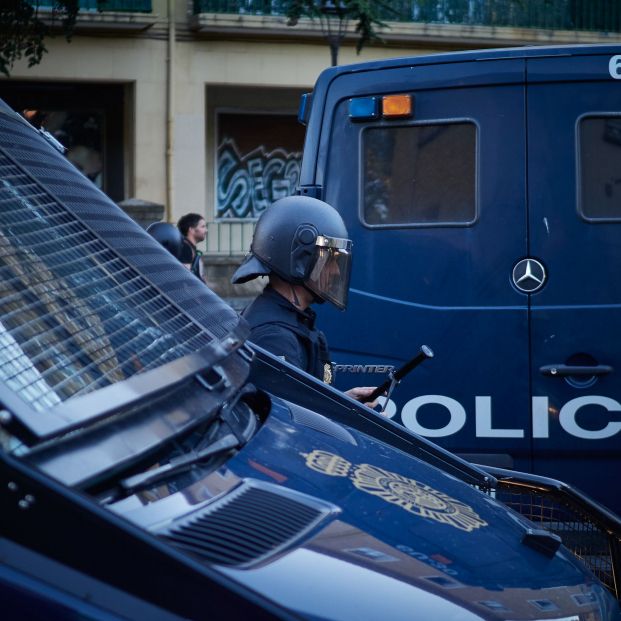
[202,255,265,311]
[118,198,165,229]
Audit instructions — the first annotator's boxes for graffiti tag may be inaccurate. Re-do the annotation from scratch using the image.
[217,139,302,219]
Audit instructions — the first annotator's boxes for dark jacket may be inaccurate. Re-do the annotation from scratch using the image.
[242,286,331,382]
[179,238,203,280]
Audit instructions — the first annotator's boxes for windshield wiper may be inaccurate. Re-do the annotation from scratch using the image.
[118,385,259,495]
[119,432,240,492]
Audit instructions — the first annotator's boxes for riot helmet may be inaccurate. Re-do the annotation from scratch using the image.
[147,222,183,260]
[231,196,353,310]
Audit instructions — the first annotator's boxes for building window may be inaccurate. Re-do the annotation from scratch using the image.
[24,109,105,189]
[579,116,621,221]
[216,112,304,220]
[2,82,127,202]
[362,122,477,226]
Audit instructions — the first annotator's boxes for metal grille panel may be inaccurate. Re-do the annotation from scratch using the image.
[0,153,213,412]
[0,111,240,342]
[496,488,616,592]
[476,472,621,601]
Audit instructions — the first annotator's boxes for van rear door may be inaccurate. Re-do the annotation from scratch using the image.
[526,52,621,511]
[315,59,532,464]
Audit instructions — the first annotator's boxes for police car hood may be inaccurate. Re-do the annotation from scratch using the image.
[126,396,617,621]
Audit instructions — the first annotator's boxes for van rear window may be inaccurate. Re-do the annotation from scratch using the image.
[579,117,621,220]
[362,122,476,226]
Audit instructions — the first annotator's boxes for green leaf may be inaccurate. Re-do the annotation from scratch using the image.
[0,0,79,77]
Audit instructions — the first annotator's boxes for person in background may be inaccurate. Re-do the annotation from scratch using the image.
[177,213,207,281]
[231,195,377,405]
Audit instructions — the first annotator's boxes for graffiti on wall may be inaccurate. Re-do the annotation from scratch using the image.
[217,138,302,219]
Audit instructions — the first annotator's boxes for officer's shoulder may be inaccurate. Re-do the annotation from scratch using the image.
[248,323,304,363]
[244,291,295,325]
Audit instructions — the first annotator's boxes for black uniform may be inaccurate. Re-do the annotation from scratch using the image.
[242,286,331,382]
[179,238,203,280]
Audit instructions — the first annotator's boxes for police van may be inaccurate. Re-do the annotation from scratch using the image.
[297,44,621,516]
[1,97,621,618]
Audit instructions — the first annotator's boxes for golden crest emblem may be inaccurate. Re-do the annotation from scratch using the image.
[352,463,487,532]
[302,450,352,477]
[301,450,487,532]
[323,363,333,385]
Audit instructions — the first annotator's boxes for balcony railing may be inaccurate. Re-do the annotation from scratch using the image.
[38,0,152,12]
[204,220,255,256]
[193,0,621,34]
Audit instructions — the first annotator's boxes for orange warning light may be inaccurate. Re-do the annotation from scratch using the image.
[382,94,412,118]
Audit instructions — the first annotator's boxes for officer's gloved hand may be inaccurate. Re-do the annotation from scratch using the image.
[345,386,380,409]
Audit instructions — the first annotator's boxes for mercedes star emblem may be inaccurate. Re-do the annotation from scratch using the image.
[512,258,546,293]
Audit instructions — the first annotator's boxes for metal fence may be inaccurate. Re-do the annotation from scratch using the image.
[193,0,621,33]
[37,0,153,12]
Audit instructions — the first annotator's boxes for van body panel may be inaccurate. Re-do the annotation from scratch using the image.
[526,53,621,495]
[317,58,532,461]
[304,46,621,514]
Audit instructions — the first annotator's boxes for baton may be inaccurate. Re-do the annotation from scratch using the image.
[365,345,434,403]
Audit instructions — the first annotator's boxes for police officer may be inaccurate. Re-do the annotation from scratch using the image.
[146,221,184,259]
[232,196,377,404]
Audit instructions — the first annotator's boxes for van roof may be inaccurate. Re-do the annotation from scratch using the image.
[317,42,621,78]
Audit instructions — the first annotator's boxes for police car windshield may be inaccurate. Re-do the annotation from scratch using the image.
[0,107,252,466]
[0,172,213,414]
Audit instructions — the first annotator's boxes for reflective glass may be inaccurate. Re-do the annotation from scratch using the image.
[0,157,212,412]
[579,117,621,220]
[363,123,476,226]
[306,241,352,310]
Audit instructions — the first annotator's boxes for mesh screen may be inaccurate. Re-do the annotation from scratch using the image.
[0,151,213,412]
[494,487,617,595]
[0,113,240,341]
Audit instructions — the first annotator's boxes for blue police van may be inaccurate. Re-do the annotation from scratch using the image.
[1,95,621,618]
[298,44,621,517]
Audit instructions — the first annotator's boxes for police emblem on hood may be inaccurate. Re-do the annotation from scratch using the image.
[302,450,487,532]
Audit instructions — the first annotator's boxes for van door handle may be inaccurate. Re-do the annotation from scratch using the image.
[540,364,613,377]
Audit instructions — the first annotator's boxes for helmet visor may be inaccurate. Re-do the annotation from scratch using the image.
[305,236,352,310]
